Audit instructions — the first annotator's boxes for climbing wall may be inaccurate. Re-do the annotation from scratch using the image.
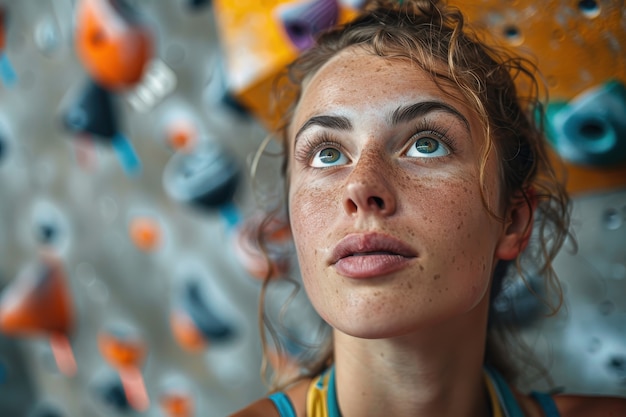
[0,1,280,416]
[0,1,624,416]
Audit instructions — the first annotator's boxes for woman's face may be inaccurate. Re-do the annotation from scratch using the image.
[287,48,521,339]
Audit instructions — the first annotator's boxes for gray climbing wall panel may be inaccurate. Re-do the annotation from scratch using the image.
[0,1,625,416]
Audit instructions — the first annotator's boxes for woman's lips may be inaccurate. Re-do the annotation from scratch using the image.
[330,233,418,279]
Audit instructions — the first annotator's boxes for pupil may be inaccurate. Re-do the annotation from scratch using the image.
[320,148,338,163]
[416,138,438,153]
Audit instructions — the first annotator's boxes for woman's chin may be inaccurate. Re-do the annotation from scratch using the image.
[331,316,424,340]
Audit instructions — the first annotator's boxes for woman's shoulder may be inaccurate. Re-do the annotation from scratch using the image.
[552,394,626,417]
[229,398,281,417]
[229,397,281,417]
[228,378,312,417]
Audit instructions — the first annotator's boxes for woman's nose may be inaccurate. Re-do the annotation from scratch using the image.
[343,160,397,217]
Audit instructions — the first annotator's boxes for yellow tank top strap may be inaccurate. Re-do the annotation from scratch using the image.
[306,368,333,417]
[484,371,505,417]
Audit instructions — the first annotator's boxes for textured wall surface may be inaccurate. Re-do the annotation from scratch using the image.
[0,1,277,415]
[0,1,624,416]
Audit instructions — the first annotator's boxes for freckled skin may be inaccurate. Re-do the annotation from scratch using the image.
[288,49,510,339]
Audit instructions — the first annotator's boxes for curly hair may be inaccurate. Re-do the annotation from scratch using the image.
[254,0,571,391]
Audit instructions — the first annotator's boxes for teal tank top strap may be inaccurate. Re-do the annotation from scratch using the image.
[531,391,561,417]
[327,366,341,417]
[268,392,297,417]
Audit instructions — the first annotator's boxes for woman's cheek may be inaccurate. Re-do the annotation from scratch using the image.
[290,184,329,255]
[291,180,335,226]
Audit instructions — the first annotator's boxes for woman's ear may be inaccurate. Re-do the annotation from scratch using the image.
[495,189,536,261]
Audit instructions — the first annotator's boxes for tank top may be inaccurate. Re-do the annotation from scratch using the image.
[268,366,561,417]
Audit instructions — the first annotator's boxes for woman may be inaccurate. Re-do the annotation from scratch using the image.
[233,0,626,415]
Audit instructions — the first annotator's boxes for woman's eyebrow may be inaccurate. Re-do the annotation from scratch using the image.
[390,101,470,134]
[294,115,353,142]
[294,101,469,142]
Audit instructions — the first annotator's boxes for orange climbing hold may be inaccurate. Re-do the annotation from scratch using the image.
[98,327,149,411]
[75,0,153,90]
[159,390,195,417]
[129,216,162,252]
[0,253,76,376]
[0,255,73,336]
[170,309,206,352]
[98,330,146,368]
[166,120,198,152]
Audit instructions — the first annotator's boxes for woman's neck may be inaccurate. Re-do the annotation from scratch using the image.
[332,308,491,417]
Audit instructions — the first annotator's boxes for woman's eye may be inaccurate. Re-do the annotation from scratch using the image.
[405,135,450,158]
[311,147,348,167]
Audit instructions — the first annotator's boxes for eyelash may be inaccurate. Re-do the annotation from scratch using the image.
[293,120,458,166]
[294,132,347,166]
[407,120,456,154]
